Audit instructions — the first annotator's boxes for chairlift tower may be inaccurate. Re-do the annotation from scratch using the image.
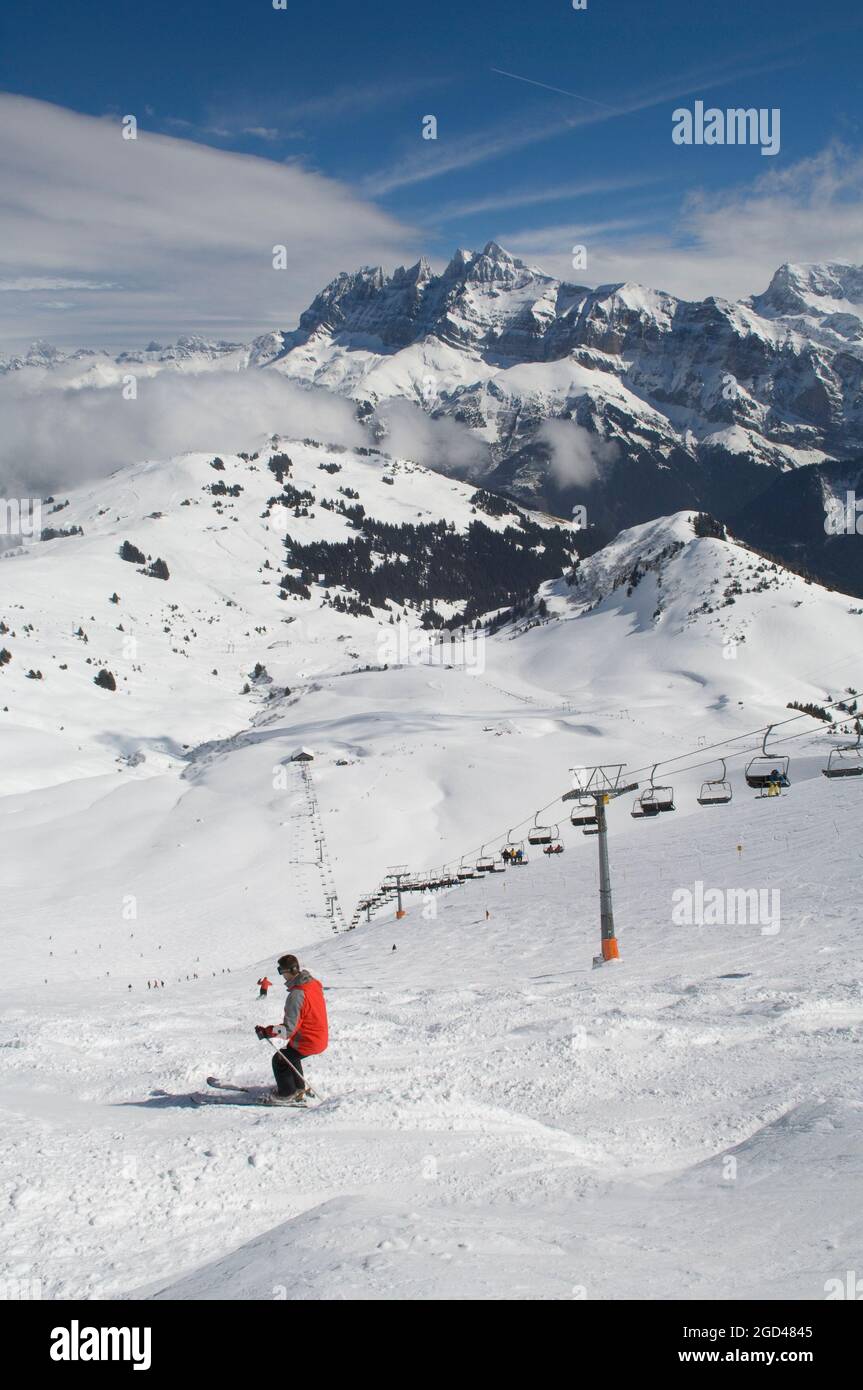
[564,766,638,966]
[385,864,410,920]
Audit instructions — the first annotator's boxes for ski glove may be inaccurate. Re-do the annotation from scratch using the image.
[255,1024,278,1039]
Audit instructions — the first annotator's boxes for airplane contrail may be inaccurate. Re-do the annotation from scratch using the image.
[490,67,615,111]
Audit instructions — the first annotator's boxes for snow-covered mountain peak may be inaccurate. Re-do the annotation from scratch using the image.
[5,252,863,553]
[550,509,810,633]
[751,261,863,321]
[464,240,534,284]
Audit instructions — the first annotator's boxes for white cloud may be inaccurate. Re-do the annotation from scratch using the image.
[0,370,366,495]
[0,94,416,350]
[536,420,618,488]
[0,366,492,497]
[501,145,863,301]
[373,398,491,476]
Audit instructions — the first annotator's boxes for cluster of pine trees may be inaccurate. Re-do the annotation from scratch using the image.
[279,517,578,621]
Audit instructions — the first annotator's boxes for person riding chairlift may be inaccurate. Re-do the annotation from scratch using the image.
[766,769,785,797]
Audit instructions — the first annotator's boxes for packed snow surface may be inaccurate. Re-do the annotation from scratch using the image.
[1,769,861,1301]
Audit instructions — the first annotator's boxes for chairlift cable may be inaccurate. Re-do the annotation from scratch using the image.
[359,680,863,918]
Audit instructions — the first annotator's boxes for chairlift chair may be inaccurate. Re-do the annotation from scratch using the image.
[528,816,555,846]
[505,830,529,865]
[642,787,675,812]
[569,795,598,828]
[745,726,790,789]
[641,765,675,813]
[632,790,660,819]
[823,726,863,779]
[697,758,733,806]
[475,846,495,874]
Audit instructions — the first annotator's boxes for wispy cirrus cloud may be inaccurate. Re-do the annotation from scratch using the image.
[156,77,448,149]
[0,276,116,292]
[363,54,799,196]
[427,173,666,224]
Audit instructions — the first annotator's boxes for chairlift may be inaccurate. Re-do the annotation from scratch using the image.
[457,857,479,881]
[698,758,733,806]
[823,725,863,779]
[641,765,675,813]
[503,830,529,866]
[745,726,790,789]
[631,792,660,819]
[528,815,556,846]
[569,795,598,828]
[477,843,506,873]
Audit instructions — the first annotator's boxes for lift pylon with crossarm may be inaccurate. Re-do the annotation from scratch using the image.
[563,766,638,966]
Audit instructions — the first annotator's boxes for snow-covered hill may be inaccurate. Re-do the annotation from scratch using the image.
[2,436,862,993]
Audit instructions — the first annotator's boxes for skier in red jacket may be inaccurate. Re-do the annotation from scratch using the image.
[257,976,272,998]
[255,953,328,1104]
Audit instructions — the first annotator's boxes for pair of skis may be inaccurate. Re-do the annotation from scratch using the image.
[190,1076,313,1108]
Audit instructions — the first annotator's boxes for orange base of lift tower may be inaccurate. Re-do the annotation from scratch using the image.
[601,937,620,961]
[396,909,406,920]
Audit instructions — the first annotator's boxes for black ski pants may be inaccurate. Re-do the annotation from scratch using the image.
[272,1044,305,1096]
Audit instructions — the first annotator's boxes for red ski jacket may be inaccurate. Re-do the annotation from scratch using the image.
[279,972,329,1056]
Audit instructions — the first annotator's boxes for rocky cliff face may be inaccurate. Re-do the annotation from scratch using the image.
[6,247,862,550]
[270,246,863,509]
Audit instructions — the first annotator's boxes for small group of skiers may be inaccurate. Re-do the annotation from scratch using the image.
[501,846,524,864]
[543,842,564,856]
[254,953,329,1106]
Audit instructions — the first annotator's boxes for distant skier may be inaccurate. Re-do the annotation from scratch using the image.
[255,954,328,1105]
[257,975,272,998]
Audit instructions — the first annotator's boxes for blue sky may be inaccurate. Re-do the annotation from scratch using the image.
[0,0,861,346]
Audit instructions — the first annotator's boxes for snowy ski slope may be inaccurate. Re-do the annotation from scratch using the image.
[1,438,862,1300]
[0,766,861,1300]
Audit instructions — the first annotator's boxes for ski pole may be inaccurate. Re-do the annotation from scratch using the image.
[262,1036,321,1100]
